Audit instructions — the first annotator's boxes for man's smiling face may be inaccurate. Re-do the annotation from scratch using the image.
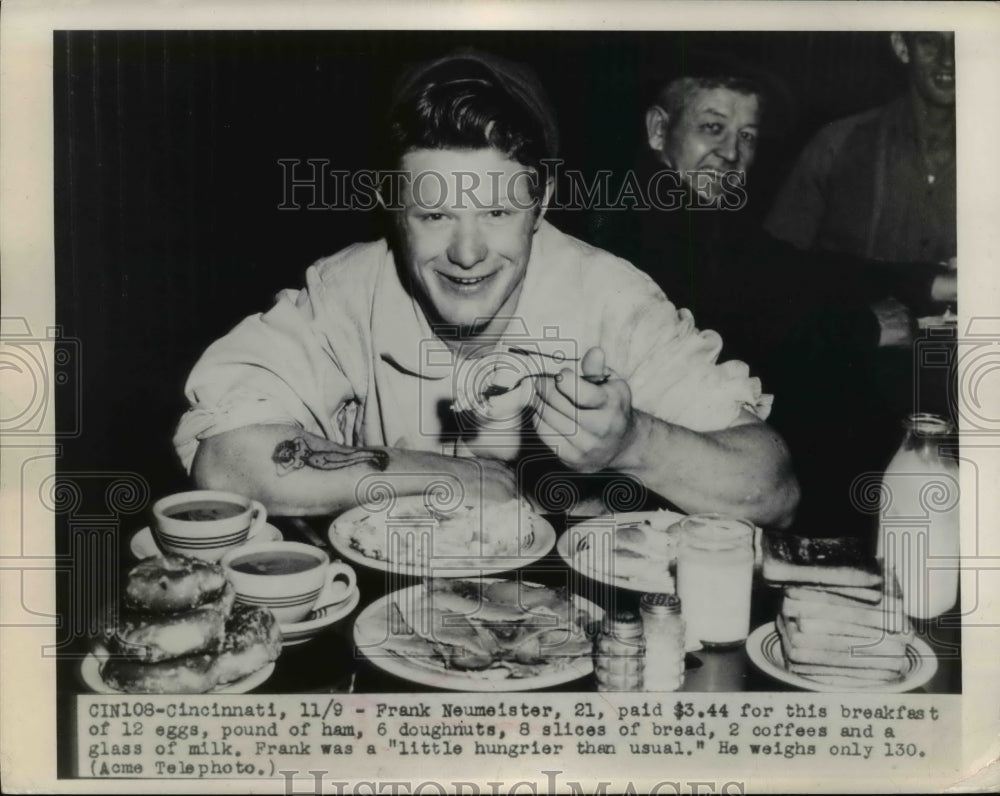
[396,147,543,338]
[653,86,760,202]
[905,32,955,108]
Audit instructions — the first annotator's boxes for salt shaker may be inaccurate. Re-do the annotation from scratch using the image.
[639,593,686,692]
[594,609,644,691]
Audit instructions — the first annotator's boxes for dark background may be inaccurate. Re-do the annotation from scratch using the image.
[53,29,912,501]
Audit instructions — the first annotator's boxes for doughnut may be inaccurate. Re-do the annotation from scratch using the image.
[124,554,227,613]
[105,583,236,663]
[211,603,282,686]
[100,650,219,694]
[101,605,281,694]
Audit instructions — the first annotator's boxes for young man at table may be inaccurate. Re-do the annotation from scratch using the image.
[174,50,799,527]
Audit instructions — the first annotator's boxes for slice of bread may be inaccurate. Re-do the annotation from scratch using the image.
[783,615,912,650]
[792,673,902,687]
[776,615,909,672]
[762,533,882,587]
[782,594,908,633]
[809,583,895,604]
[790,614,910,640]
[786,586,901,610]
[788,662,902,681]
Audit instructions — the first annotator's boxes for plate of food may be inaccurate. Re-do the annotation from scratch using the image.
[752,531,937,692]
[328,497,555,577]
[84,554,282,693]
[746,622,937,693]
[556,511,684,593]
[353,577,602,691]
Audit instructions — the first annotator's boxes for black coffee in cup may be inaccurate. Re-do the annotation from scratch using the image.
[163,499,246,522]
[229,550,320,576]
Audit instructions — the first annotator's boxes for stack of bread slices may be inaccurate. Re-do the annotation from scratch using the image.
[762,534,913,688]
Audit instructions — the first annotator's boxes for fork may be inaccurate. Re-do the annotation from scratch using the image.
[507,346,581,363]
[481,368,612,400]
[479,371,560,399]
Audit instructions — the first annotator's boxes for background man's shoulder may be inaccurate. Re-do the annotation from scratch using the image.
[807,103,888,158]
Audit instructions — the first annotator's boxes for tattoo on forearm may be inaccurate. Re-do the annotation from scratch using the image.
[272,437,389,474]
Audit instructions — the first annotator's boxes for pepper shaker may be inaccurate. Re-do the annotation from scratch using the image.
[639,592,686,692]
[594,608,644,691]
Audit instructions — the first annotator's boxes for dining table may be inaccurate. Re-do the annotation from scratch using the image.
[226,512,962,696]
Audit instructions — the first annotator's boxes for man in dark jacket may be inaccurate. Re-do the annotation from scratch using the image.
[588,52,955,537]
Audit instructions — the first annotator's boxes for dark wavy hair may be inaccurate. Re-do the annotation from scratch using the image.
[383,74,552,201]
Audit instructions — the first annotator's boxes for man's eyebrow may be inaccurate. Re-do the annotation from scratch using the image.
[696,107,728,119]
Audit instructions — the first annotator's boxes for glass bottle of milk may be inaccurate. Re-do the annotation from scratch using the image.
[878,413,959,619]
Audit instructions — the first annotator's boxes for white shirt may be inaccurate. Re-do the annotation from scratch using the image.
[174,221,771,472]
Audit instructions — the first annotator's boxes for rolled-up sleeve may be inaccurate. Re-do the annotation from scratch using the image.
[173,269,360,473]
[608,284,772,431]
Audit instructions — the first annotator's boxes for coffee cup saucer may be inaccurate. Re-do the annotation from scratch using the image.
[130,522,283,560]
[279,584,361,647]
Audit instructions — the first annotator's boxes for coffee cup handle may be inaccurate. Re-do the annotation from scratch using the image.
[326,562,357,598]
[248,500,268,537]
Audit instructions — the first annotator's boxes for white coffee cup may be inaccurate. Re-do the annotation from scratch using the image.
[151,489,267,562]
[221,541,357,624]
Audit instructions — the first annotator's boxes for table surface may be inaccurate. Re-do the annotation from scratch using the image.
[246,514,962,696]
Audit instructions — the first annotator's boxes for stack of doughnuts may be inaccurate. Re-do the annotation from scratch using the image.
[99,555,281,693]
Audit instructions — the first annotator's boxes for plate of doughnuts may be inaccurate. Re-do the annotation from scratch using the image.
[87,554,281,693]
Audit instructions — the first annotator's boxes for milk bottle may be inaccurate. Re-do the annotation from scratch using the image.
[878,413,959,618]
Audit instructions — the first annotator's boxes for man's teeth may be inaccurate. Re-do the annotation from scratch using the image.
[447,275,489,285]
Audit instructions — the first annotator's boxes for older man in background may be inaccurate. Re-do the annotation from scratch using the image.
[589,50,956,537]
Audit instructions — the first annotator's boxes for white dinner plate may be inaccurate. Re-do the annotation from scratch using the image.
[556,510,685,593]
[745,622,938,693]
[353,579,602,691]
[279,585,361,647]
[558,512,765,593]
[80,647,275,694]
[328,497,555,578]
[129,522,283,560]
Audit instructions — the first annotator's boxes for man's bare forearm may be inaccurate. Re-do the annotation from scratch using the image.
[190,424,511,516]
[610,411,800,528]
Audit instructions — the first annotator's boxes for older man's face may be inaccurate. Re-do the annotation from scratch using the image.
[397,148,543,338]
[652,86,760,202]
